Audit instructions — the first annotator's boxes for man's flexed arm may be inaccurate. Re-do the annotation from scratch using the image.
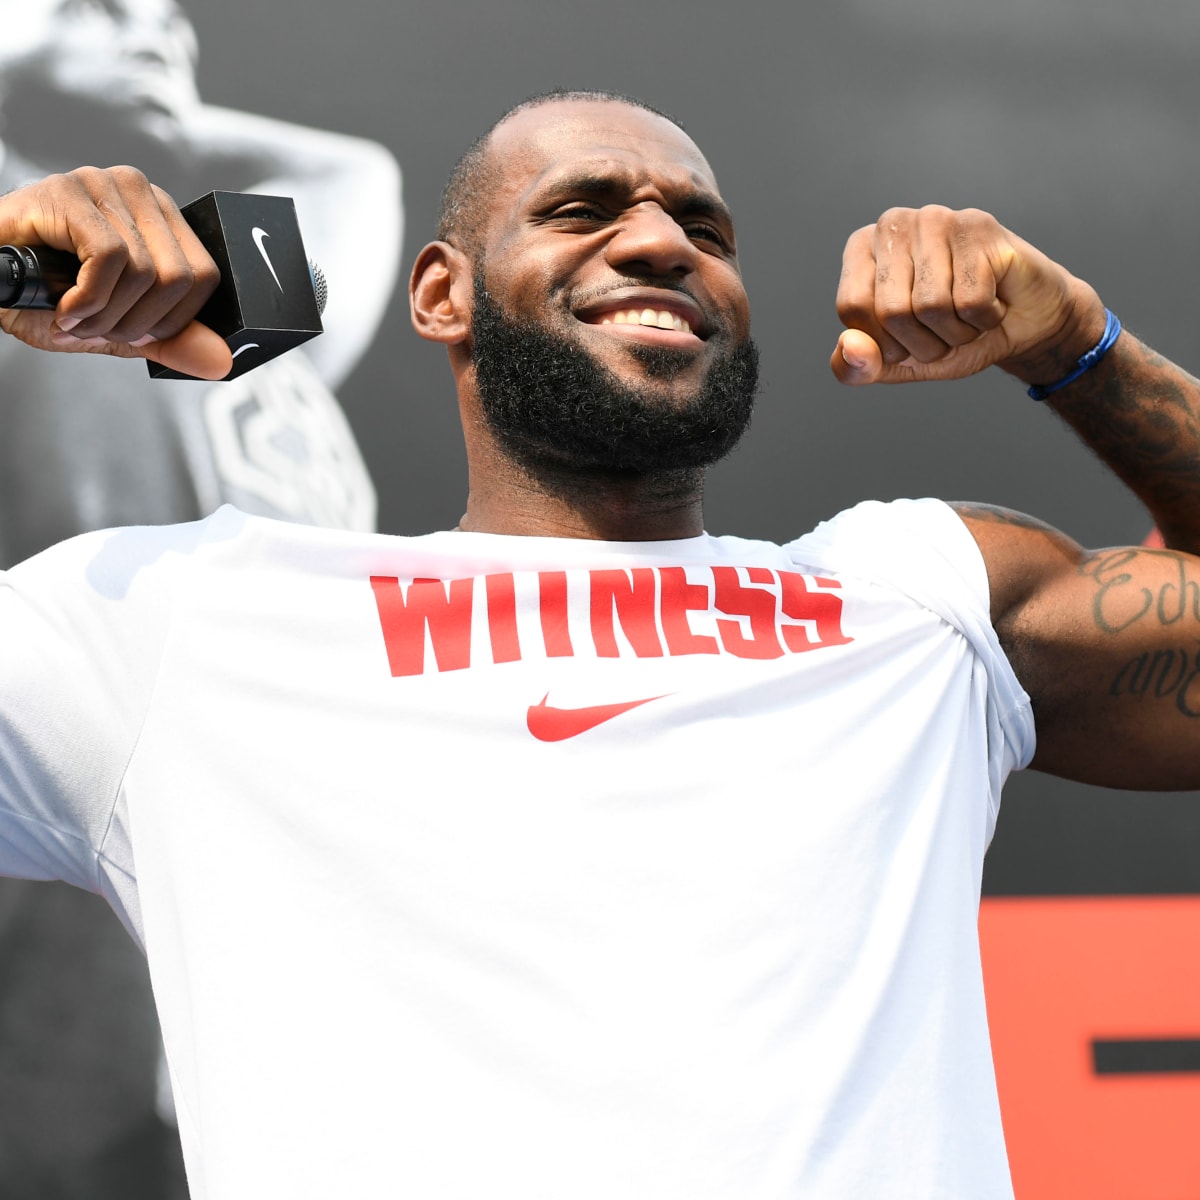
[831,204,1200,787]
[832,204,1200,553]
[0,166,231,380]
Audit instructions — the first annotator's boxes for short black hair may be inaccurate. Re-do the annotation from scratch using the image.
[436,89,684,256]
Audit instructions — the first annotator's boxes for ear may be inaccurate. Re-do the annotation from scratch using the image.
[409,241,472,344]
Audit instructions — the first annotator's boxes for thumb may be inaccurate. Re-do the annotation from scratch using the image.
[138,321,233,381]
[830,328,883,386]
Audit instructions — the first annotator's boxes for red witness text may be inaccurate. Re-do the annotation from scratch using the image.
[369,567,851,677]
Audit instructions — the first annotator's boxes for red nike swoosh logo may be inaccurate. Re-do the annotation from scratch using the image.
[526,693,667,742]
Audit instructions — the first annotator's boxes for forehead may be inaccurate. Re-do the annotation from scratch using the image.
[39,0,186,23]
[488,100,722,209]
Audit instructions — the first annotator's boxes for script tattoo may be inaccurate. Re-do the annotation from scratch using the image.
[1082,549,1200,635]
[1110,643,1200,718]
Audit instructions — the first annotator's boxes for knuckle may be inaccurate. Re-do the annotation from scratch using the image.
[953,295,995,326]
[192,258,221,295]
[844,225,875,253]
[65,165,105,187]
[910,295,946,324]
[125,254,158,293]
[916,203,955,227]
[875,297,915,328]
[951,209,993,246]
[835,296,875,328]
[956,206,992,225]
[107,163,151,188]
[39,171,72,193]
[876,206,915,231]
[155,262,197,307]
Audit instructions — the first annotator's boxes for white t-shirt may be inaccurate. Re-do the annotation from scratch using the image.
[0,498,1033,1199]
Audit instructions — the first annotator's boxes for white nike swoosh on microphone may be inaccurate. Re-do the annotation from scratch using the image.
[231,343,261,359]
[251,227,284,292]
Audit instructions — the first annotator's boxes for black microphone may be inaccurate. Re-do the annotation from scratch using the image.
[0,190,327,382]
[0,244,81,309]
[0,244,328,314]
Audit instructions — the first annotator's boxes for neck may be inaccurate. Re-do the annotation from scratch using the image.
[459,441,706,540]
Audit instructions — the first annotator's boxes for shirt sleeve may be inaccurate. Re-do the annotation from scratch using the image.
[784,497,1036,836]
[0,519,206,890]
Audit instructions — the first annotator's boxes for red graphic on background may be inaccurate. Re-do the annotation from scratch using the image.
[980,896,1200,1199]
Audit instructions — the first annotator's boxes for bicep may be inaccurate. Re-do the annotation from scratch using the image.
[958,505,1200,789]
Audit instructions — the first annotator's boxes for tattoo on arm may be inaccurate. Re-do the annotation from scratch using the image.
[1083,548,1200,634]
[1110,643,1200,717]
[1049,336,1200,546]
[1089,545,1200,716]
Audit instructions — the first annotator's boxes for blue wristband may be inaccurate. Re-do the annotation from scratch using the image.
[1027,309,1122,401]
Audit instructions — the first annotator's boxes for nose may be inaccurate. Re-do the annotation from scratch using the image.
[603,204,701,279]
[118,3,198,65]
[116,14,170,61]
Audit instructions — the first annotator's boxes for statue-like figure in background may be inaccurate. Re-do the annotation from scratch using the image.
[0,3,402,1195]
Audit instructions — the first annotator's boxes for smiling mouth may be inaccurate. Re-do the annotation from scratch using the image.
[596,307,693,335]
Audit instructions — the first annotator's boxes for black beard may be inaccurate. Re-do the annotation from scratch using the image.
[470,274,759,478]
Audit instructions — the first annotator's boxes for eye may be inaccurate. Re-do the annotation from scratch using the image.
[684,223,730,250]
[550,204,612,225]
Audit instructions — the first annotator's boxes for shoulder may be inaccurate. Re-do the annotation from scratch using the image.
[2,506,251,598]
[786,497,1004,650]
[787,497,989,592]
[949,502,1086,626]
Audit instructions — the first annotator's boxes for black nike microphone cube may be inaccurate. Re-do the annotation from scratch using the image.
[148,190,323,382]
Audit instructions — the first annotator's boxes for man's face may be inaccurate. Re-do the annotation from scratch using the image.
[465,100,758,475]
[2,0,200,130]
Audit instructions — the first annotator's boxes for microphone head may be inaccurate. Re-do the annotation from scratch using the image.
[308,259,328,315]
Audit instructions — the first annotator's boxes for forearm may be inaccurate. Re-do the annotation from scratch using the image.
[1040,330,1200,553]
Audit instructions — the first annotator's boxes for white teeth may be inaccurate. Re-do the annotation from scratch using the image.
[598,308,693,334]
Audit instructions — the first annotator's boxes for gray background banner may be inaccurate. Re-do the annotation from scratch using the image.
[1,3,1198,1196]
[188,0,1200,893]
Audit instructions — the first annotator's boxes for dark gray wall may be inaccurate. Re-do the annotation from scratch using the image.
[190,0,1200,892]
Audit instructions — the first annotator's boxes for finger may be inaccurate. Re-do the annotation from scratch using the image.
[945,209,1007,335]
[75,180,219,342]
[868,209,955,365]
[139,321,233,380]
[830,328,884,385]
[835,226,910,366]
[0,172,123,259]
[3,307,232,380]
[54,167,205,342]
[58,322,232,379]
[910,215,990,349]
[140,184,221,339]
[35,168,154,333]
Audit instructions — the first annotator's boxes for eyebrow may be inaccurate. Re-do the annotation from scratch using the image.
[534,171,735,228]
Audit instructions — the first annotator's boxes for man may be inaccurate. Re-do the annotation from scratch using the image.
[0,3,401,1195]
[0,91,1198,1197]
